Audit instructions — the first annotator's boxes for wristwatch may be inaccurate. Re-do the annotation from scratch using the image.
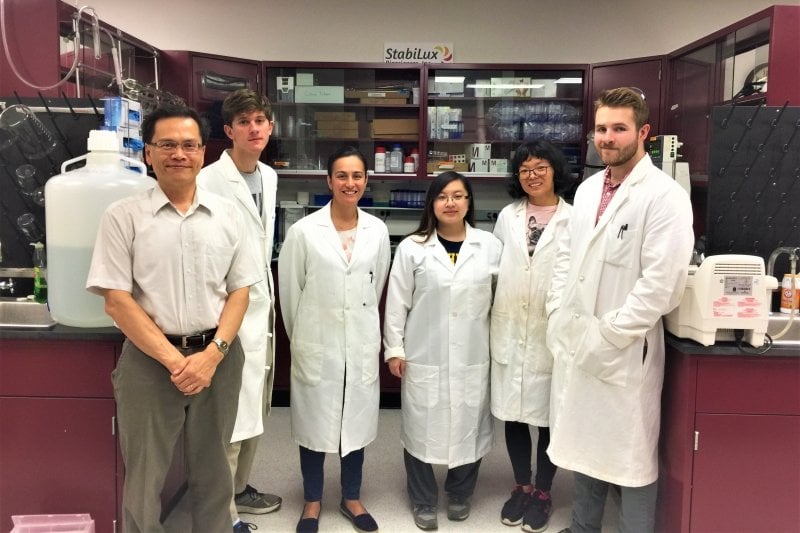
[211,337,229,357]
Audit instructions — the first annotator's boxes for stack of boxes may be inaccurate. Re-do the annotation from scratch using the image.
[370,118,418,141]
[314,111,358,139]
[466,143,508,174]
[103,97,142,163]
[345,88,409,105]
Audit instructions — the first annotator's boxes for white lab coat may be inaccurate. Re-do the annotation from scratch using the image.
[545,155,693,487]
[383,224,501,467]
[197,150,277,442]
[490,198,571,426]
[278,203,390,456]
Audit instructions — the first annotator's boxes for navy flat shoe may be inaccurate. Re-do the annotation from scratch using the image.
[339,500,379,532]
[296,504,320,533]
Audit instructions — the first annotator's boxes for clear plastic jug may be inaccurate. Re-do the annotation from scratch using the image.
[44,130,153,327]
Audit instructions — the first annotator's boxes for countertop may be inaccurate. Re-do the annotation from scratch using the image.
[666,332,800,357]
[2,324,798,357]
[0,324,124,342]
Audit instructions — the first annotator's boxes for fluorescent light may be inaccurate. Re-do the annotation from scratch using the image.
[555,77,582,84]
[434,76,465,83]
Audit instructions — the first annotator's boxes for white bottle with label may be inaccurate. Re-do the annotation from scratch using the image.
[374,147,386,173]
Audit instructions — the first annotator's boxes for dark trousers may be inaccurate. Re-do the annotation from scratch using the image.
[299,446,364,502]
[571,472,658,533]
[505,421,558,491]
[403,449,481,507]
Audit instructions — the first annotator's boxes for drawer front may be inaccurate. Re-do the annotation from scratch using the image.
[696,356,800,415]
[0,340,117,397]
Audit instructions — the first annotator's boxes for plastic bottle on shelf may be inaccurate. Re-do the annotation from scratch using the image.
[410,147,420,171]
[374,146,386,173]
[403,156,415,173]
[389,144,404,173]
[44,129,152,327]
[780,274,800,314]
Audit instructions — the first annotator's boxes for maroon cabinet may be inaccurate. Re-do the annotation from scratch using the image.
[160,51,261,165]
[590,57,666,136]
[659,345,800,532]
[0,339,121,533]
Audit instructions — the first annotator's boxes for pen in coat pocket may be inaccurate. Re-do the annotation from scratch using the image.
[617,224,628,239]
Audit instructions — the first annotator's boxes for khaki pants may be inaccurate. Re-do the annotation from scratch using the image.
[114,338,243,533]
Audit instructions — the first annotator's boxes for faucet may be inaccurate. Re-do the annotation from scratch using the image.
[766,246,800,278]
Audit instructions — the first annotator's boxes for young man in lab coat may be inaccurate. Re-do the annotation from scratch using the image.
[197,89,280,533]
[546,87,694,533]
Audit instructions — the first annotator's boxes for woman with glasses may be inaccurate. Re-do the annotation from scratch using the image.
[383,171,502,531]
[490,140,573,532]
[278,146,390,533]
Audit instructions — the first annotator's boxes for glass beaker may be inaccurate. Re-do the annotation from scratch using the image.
[16,213,45,243]
[15,164,45,206]
[0,105,58,159]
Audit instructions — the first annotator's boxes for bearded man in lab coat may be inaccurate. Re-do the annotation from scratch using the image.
[197,89,280,533]
[546,87,694,533]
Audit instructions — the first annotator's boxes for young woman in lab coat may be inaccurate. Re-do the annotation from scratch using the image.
[384,171,502,531]
[278,146,390,533]
[489,141,572,532]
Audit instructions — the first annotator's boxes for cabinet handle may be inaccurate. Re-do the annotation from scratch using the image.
[694,430,699,451]
[112,415,116,436]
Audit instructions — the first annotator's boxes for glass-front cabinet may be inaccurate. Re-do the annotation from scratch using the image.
[425,65,587,180]
[263,62,423,178]
[262,62,588,182]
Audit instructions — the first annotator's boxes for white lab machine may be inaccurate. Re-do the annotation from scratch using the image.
[665,254,779,347]
[647,134,691,196]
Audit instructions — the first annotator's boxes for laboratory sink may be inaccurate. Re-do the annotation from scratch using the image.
[0,298,56,329]
[766,312,800,345]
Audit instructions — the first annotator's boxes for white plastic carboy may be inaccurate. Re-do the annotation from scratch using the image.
[44,129,153,327]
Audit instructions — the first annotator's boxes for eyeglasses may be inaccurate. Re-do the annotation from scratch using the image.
[435,193,469,203]
[149,140,203,153]
[518,166,551,178]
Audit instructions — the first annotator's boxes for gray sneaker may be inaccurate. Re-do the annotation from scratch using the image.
[446,495,470,521]
[413,504,438,530]
[235,485,282,514]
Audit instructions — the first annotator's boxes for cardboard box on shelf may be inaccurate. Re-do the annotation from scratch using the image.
[467,143,492,159]
[468,158,490,172]
[314,111,356,121]
[316,120,358,131]
[371,118,419,135]
[316,129,359,139]
[345,89,409,100]
[296,73,314,86]
[360,97,408,105]
[371,131,419,141]
[426,161,468,173]
[489,158,509,173]
[295,85,344,103]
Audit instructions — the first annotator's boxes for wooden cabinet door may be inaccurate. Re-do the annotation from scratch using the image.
[0,398,118,533]
[590,58,665,135]
[692,413,800,532]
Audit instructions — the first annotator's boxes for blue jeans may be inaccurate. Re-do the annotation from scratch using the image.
[571,471,658,533]
[299,446,364,502]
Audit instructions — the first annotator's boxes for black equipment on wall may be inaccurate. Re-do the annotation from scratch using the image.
[707,104,800,278]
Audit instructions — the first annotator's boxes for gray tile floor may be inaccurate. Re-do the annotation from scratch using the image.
[166,407,619,532]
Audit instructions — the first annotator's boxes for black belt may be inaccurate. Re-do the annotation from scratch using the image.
[164,329,217,349]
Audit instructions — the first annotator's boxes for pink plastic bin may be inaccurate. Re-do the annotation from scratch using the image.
[10,514,95,533]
